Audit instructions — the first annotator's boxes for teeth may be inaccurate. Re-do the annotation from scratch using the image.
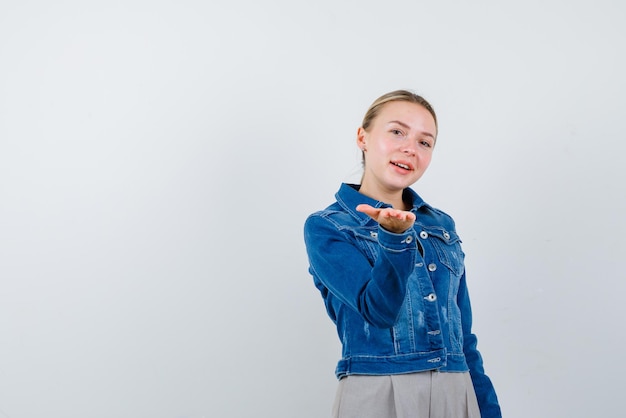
[394,162,410,170]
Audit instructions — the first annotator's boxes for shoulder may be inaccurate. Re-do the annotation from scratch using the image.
[305,201,356,233]
[425,204,456,223]
[416,200,459,233]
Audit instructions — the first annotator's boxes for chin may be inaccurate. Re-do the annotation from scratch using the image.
[385,173,421,190]
[390,180,416,190]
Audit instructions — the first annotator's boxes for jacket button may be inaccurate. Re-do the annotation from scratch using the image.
[425,293,437,302]
[415,262,423,267]
[443,231,450,240]
[404,235,413,244]
[370,231,378,238]
[428,263,437,272]
[419,231,428,239]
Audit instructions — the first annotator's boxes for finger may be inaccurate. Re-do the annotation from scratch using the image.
[381,209,403,220]
[356,204,374,213]
[356,204,381,219]
[392,210,408,219]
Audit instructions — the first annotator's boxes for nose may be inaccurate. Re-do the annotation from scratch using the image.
[402,140,416,156]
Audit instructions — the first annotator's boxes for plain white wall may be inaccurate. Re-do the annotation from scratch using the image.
[1,1,624,417]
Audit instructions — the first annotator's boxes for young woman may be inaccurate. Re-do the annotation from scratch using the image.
[304,90,502,418]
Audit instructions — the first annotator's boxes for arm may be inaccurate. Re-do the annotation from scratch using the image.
[304,211,419,328]
[458,272,502,418]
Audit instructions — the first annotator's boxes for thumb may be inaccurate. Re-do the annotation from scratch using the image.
[356,204,378,217]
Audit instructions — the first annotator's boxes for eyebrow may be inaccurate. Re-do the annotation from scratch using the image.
[387,120,436,139]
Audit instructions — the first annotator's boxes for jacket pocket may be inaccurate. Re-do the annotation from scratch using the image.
[424,227,465,277]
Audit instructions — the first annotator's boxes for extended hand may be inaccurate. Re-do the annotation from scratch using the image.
[356,204,416,234]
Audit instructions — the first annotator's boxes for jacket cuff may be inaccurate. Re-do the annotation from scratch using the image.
[376,225,418,252]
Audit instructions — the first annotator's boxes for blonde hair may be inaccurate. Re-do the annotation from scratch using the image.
[361,89,437,132]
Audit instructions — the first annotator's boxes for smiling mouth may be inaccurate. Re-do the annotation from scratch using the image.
[392,162,412,170]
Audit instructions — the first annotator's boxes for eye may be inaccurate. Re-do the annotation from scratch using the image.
[420,140,433,148]
[391,129,405,137]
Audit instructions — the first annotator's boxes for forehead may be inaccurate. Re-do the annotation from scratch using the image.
[376,101,437,131]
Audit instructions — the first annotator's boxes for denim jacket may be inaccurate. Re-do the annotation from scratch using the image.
[304,183,501,418]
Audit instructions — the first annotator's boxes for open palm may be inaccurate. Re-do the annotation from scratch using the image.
[356,204,416,234]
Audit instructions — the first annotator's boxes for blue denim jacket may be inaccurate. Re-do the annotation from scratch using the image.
[304,183,501,418]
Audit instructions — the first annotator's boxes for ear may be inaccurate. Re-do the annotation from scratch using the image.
[356,127,367,151]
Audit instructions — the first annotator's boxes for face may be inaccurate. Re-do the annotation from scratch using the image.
[357,100,437,198]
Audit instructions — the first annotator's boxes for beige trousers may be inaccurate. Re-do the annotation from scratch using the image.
[332,371,481,418]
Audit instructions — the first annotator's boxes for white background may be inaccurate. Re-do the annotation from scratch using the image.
[1,1,624,417]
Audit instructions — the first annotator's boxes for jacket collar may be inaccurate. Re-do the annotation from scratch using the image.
[335,183,428,225]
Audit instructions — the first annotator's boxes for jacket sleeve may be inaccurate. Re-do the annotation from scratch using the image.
[304,213,419,329]
[457,271,503,418]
